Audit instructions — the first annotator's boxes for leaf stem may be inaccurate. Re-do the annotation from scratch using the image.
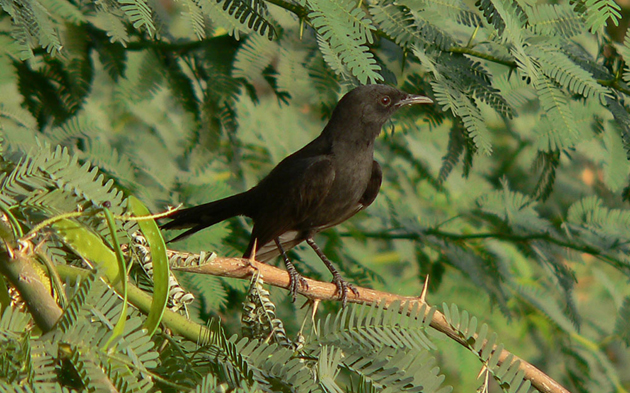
[265,0,309,18]
[446,46,517,68]
[342,229,628,270]
[597,78,630,96]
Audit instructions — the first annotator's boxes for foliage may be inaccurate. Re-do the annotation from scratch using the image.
[0,0,630,391]
[0,273,157,392]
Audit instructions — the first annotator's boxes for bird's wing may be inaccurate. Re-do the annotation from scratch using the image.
[312,159,383,232]
[244,156,336,260]
[358,160,382,208]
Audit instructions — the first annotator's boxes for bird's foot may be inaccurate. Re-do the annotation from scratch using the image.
[332,273,358,307]
[287,265,309,302]
[275,238,309,302]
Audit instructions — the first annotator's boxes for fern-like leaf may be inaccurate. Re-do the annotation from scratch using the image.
[317,345,344,393]
[603,124,630,192]
[438,123,465,184]
[580,0,621,32]
[475,0,524,37]
[370,3,429,50]
[309,0,382,84]
[407,8,456,50]
[181,0,207,40]
[401,0,481,27]
[38,0,85,24]
[516,285,577,333]
[533,74,580,150]
[317,301,435,352]
[93,8,130,45]
[316,37,353,81]
[614,296,630,346]
[119,0,155,37]
[493,71,536,109]
[531,150,560,201]
[566,196,630,259]
[216,0,275,39]
[527,3,584,38]
[441,55,514,118]
[606,97,630,160]
[432,79,493,155]
[0,0,63,57]
[477,178,551,233]
[537,46,610,103]
[78,141,138,191]
[56,272,97,333]
[442,303,531,392]
[620,29,630,84]
[232,34,280,83]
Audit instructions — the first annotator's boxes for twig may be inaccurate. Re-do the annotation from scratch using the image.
[447,46,517,68]
[342,229,628,271]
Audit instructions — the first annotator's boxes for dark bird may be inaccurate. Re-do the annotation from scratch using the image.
[162,84,433,304]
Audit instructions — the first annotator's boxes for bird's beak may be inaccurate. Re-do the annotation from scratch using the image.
[396,94,433,107]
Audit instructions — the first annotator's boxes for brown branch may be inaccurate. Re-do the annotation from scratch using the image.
[170,250,571,393]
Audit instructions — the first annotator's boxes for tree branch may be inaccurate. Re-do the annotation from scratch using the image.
[169,249,571,393]
[446,46,517,68]
[0,245,62,332]
[343,229,628,271]
[266,0,308,18]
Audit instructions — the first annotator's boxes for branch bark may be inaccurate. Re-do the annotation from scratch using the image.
[171,250,571,393]
[0,245,62,332]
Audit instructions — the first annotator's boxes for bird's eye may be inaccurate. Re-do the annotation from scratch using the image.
[380,96,391,106]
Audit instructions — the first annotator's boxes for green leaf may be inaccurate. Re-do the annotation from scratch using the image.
[477,179,551,232]
[527,4,584,38]
[431,79,493,155]
[101,207,128,348]
[583,0,621,32]
[308,0,382,84]
[317,345,344,393]
[620,29,630,84]
[603,124,630,192]
[614,296,630,345]
[53,218,120,281]
[533,74,581,150]
[119,0,155,37]
[128,196,169,337]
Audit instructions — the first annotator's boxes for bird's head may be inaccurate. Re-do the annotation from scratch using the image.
[330,84,433,136]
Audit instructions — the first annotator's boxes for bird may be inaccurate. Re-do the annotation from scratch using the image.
[162,84,433,305]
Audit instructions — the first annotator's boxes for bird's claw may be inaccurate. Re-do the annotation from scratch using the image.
[332,274,358,307]
[288,269,309,302]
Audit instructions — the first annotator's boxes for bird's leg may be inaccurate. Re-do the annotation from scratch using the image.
[275,238,308,302]
[306,238,358,307]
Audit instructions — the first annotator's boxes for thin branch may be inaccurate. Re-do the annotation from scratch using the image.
[0,245,62,332]
[169,250,571,393]
[598,78,630,96]
[343,229,628,270]
[447,46,517,68]
[124,35,234,54]
[265,0,308,18]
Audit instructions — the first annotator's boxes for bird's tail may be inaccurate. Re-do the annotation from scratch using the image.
[161,192,251,242]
